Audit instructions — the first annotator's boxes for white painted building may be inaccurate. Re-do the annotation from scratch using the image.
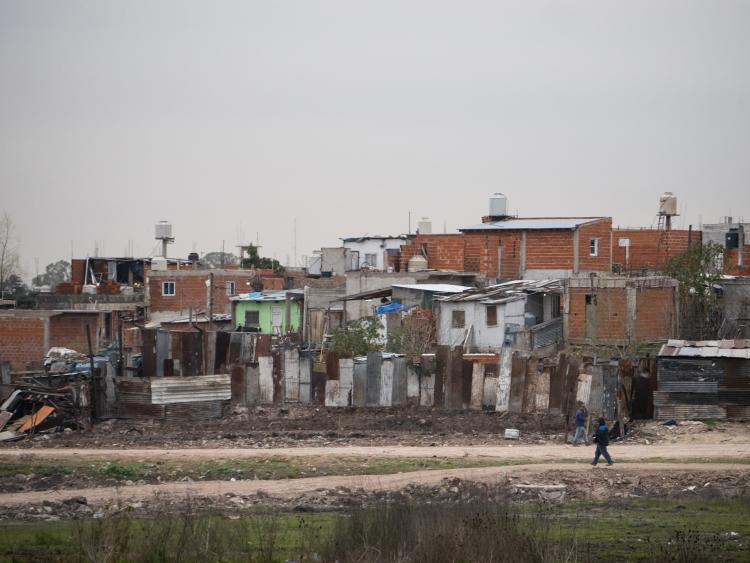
[341,236,408,271]
[437,280,563,353]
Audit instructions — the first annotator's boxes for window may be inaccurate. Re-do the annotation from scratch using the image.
[486,305,497,327]
[589,238,599,257]
[364,253,377,267]
[162,281,175,296]
[452,310,465,328]
[244,310,260,326]
[226,281,236,296]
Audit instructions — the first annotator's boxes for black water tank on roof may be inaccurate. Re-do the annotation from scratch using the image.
[725,230,739,249]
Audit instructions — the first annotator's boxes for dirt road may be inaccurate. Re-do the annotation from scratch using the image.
[0,462,744,507]
[3,443,748,462]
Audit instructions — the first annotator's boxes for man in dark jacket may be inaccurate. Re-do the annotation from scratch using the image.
[591,417,614,466]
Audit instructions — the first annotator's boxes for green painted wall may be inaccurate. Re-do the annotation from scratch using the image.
[233,300,301,333]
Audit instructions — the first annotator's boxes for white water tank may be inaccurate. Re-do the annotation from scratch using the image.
[659,192,678,216]
[490,193,508,217]
[418,217,432,234]
[155,221,173,240]
[407,255,428,272]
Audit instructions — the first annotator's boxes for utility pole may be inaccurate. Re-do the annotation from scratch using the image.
[207,272,214,332]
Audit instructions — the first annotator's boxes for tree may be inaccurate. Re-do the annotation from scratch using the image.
[201,251,239,269]
[663,241,725,340]
[330,316,383,358]
[0,213,20,300]
[32,260,70,288]
[386,314,437,368]
[241,244,284,275]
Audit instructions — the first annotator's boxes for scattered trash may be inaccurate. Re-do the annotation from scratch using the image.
[662,420,678,427]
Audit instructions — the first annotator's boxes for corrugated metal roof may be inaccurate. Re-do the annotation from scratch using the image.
[439,279,563,303]
[340,235,407,242]
[658,340,750,358]
[460,218,600,231]
[392,284,472,293]
[151,374,231,405]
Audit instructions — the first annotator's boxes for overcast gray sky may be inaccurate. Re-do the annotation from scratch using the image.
[2,1,749,280]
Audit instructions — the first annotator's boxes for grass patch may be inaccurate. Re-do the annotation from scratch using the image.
[1,496,748,561]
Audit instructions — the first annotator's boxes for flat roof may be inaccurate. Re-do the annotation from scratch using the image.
[460,217,602,231]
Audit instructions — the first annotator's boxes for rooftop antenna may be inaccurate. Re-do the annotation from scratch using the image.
[155,221,174,258]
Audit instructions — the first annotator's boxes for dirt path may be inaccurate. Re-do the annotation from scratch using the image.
[0,463,744,506]
[3,443,749,461]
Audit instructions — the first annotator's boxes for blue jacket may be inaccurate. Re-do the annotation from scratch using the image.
[575,409,586,427]
[594,424,609,446]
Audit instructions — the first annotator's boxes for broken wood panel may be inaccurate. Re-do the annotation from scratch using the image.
[283,348,300,403]
[213,331,231,373]
[228,333,242,365]
[445,346,464,409]
[380,359,394,407]
[434,347,449,408]
[588,366,604,416]
[255,334,272,358]
[366,352,381,407]
[245,364,260,404]
[231,365,246,405]
[495,347,512,413]
[338,358,354,407]
[534,369,550,412]
[324,380,340,407]
[420,354,436,407]
[298,355,312,405]
[272,352,282,404]
[353,361,367,407]
[240,333,256,364]
[326,351,340,380]
[576,372,593,406]
[469,362,484,410]
[392,357,407,406]
[181,332,203,377]
[406,367,419,402]
[547,365,561,412]
[483,376,498,408]
[523,358,539,413]
[508,353,527,413]
[258,356,274,404]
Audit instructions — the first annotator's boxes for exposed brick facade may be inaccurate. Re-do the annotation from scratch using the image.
[399,218,613,279]
[611,228,695,273]
[148,269,282,318]
[567,279,677,343]
[0,312,105,371]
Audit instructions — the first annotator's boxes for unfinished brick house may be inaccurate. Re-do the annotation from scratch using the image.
[147,268,283,323]
[565,276,679,344]
[611,228,697,274]
[0,310,108,371]
[400,216,614,281]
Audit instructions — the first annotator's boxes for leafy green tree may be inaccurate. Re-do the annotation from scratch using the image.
[386,316,436,368]
[241,245,284,275]
[663,241,725,340]
[200,251,239,269]
[330,316,383,357]
[32,260,70,288]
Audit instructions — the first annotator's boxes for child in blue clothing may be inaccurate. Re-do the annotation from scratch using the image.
[591,417,614,466]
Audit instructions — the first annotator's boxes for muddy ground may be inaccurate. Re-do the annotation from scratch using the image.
[2,466,748,522]
[4,405,748,450]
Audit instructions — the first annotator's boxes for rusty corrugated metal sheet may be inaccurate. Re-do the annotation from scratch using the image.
[164,400,226,425]
[114,379,165,419]
[151,374,231,405]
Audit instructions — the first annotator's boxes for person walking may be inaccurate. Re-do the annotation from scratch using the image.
[571,402,589,446]
[591,417,614,466]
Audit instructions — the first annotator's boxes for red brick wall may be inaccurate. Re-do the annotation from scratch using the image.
[525,231,575,271]
[578,219,612,272]
[48,313,102,355]
[0,317,47,371]
[634,287,675,340]
[399,235,466,271]
[724,246,750,276]
[149,272,260,315]
[569,285,676,342]
[612,229,695,272]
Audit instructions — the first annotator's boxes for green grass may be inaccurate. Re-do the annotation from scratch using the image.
[1,497,748,562]
[547,497,750,561]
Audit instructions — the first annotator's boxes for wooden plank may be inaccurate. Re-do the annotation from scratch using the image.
[392,357,407,406]
[353,361,367,407]
[523,358,539,413]
[508,352,527,413]
[380,359,394,406]
[462,353,500,363]
[535,369,550,412]
[245,365,260,404]
[495,347,512,412]
[258,356,274,404]
[338,358,353,407]
[298,355,312,405]
[19,406,54,432]
[434,346,449,408]
[366,352,381,407]
[283,348,300,403]
[470,362,484,410]
[231,365,246,405]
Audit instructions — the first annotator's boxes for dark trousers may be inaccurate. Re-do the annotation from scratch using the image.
[592,443,613,465]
